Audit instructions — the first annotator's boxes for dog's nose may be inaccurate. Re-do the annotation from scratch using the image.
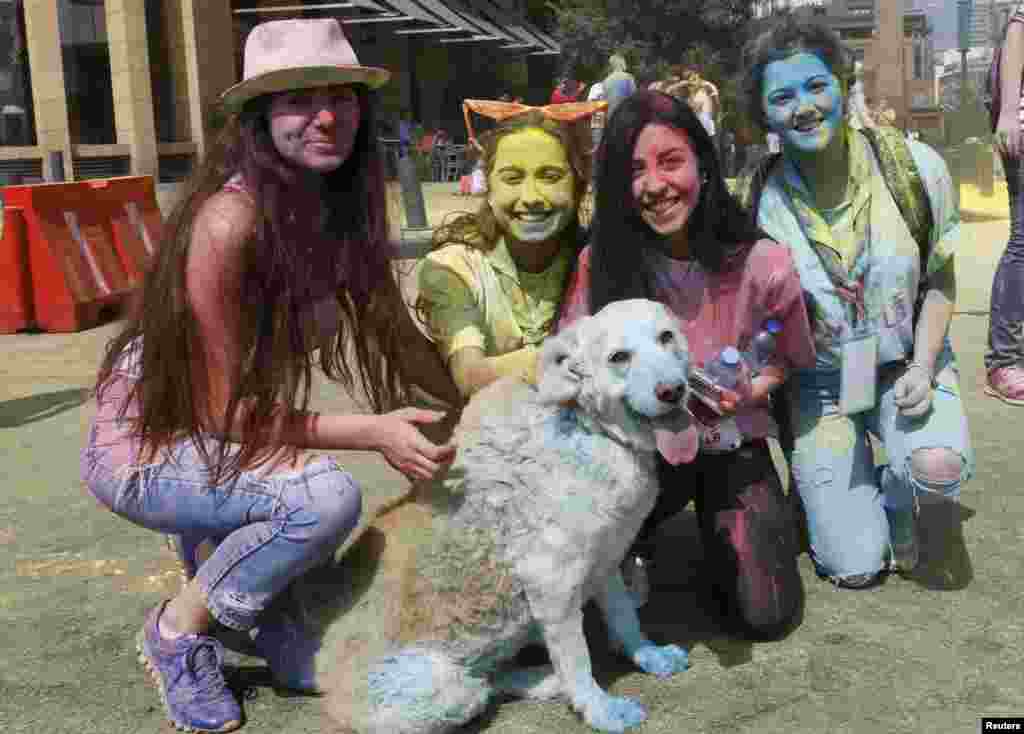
[655,381,685,404]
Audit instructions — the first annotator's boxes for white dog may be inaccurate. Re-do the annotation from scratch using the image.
[324,299,698,734]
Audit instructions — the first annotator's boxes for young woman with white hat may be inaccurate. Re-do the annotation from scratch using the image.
[82,18,458,732]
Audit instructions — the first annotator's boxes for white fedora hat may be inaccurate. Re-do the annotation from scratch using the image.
[220,18,390,110]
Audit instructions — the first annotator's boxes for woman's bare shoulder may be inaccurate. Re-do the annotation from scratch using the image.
[192,190,259,249]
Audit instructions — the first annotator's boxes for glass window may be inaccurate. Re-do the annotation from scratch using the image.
[0,0,37,146]
[58,0,116,144]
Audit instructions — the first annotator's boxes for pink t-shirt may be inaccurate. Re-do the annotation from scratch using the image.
[558,239,816,440]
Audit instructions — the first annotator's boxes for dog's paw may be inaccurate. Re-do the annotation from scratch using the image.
[632,643,689,679]
[579,692,647,733]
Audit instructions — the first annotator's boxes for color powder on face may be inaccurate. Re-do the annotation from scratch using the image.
[630,123,702,239]
[488,128,576,245]
[761,52,844,156]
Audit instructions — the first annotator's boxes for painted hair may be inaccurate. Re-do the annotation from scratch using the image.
[742,18,853,131]
[586,90,764,316]
[95,84,410,482]
[429,110,592,254]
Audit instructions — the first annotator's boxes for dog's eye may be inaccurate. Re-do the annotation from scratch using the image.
[555,354,568,366]
[658,330,675,346]
[608,350,631,365]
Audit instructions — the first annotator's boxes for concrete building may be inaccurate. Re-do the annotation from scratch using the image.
[937,46,995,111]
[0,0,560,184]
[983,0,1021,45]
[753,0,940,134]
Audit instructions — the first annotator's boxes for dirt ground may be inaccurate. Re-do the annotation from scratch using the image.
[2,187,1021,734]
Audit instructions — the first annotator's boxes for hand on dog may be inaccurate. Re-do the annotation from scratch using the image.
[375,408,457,481]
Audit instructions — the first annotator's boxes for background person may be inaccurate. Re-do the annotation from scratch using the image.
[81,19,458,733]
[988,1,1024,405]
[742,19,973,589]
[602,54,638,120]
[559,90,816,639]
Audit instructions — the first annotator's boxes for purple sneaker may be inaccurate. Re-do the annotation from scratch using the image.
[251,611,323,694]
[136,601,242,733]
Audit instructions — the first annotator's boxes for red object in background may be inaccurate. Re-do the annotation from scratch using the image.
[0,207,33,333]
[416,131,436,154]
[3,181,137,332]
[85,176,163,281]
[550,80,582,105]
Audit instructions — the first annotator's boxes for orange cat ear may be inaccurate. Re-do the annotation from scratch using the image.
[539,101,609,123]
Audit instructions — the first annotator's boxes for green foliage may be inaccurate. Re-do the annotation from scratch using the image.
[545,0,754,82]
[207,104,229,137]
[946,84,993,145]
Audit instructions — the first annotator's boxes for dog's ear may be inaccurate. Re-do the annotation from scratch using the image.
[536,319,588,405]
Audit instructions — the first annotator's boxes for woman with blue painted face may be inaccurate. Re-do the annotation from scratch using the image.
[741,20,974,589]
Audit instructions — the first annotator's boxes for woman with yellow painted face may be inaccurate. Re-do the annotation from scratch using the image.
[416,104,598,398]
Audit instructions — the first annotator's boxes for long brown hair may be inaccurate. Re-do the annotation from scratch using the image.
[96,85,409,483]
[428,111,592,253]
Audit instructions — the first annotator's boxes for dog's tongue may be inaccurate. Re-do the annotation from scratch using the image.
[655,423,699,465]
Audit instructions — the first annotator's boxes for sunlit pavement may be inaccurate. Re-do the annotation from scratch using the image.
[2,188,1022,733]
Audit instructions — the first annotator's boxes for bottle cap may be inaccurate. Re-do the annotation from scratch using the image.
[720,346,741,365]
[765,319,782,334]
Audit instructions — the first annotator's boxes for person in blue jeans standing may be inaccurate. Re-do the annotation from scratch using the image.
[741,20,974,590]
[988,2,1024,405]
[81,19,458,732]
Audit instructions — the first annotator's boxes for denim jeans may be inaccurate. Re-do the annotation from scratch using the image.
[988,151,1024,370]
[785,343,974,582]
[82,436,362,631]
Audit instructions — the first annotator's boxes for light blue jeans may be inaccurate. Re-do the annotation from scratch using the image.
[82,435,362,631]
[785,344,974,582]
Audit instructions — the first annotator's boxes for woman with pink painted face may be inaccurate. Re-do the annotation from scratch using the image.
[559,90,817,639]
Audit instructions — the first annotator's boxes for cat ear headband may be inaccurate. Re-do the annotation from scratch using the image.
[462,99,608,154]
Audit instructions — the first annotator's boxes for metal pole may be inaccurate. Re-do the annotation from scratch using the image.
[48,150,65,182]
[391,131,433,259]
[396,144,428,231]
[960,49,969,108]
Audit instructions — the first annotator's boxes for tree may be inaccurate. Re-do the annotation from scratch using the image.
[544,0,755,83]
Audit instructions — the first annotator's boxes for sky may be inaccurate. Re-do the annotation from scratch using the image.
[920,0,957,51]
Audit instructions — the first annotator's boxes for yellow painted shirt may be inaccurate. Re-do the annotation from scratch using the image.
[416,237,573,363]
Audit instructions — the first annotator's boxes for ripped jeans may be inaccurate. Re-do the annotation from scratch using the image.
[82,432,362,631]
[785,345,974,583]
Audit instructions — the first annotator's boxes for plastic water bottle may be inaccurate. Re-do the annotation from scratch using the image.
[697,346,748,453]
[706,346,745,391]
[747,318,782,374]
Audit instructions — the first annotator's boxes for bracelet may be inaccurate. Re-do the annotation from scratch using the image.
[905,361,937,387]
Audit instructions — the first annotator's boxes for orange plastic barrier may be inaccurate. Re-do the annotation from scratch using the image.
[4,182,135,333]
[0,207,33,333]
[86,176,163,281]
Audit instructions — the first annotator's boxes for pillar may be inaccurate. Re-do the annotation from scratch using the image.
[106,0,159,177]
[22,0,72,180]
[180,0,237,159]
